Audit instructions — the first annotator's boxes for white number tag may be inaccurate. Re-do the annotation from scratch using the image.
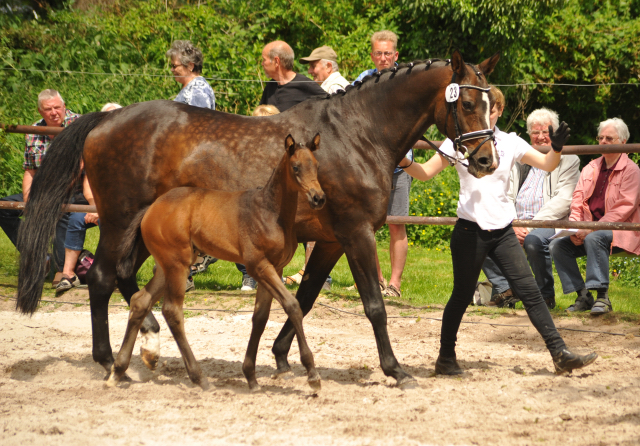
[445,83,460,102]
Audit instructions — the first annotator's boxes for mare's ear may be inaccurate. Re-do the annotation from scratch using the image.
[309,133,320,152]
[285,134,296,156]
[478,52,500,77]
[450,49,466,80]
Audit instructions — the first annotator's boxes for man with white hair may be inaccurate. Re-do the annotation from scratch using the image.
[0,89,80,275]
[259,40,325,112]
[551,118,639,315]
[484,108,580,309]
[300,46,349,94]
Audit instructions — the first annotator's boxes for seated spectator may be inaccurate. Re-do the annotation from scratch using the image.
[483,106,580,309]
[56,102,121,295]
[56,172,98,295]
[300,45,350,94]
[550,118,640,314]
[0,89,79,274]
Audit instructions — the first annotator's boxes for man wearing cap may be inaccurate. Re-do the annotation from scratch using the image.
[259,40,325,112]
[300,46,349,94]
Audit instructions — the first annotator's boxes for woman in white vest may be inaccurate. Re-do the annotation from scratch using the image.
[399,86,597,376]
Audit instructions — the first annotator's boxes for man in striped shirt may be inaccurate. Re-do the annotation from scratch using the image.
[484,108,580,309]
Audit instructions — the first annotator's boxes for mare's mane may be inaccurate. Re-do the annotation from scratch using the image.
[308,57,487,105]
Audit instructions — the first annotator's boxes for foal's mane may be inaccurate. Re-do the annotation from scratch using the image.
[308,58,486,104]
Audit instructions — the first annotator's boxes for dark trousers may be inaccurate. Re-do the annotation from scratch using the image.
[0,193,70,272]
[440,219,566,357]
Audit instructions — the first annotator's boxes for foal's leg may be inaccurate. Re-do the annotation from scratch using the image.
[161,269,209,390]
[272,241,343,376]
[257,264,320,390]
[117,242,162,370]
[106,269,165,387]
[242,284,273,391]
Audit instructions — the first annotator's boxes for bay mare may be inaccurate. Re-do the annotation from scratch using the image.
[17,51,500,387]
[107,135,325,391]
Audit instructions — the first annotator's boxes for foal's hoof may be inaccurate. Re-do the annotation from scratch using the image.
[396,375,419,390]
[248,381,262,392]
[140,331,161,370]
[197,378,210,391]
[103,371,132,383]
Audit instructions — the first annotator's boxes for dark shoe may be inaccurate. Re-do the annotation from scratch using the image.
[185,276,195,292]
[552,349,598,374]
[191,254,217,275]
[241,275,257,291]
[544,296,556,310]
[55,274,80,296]
[435,354,463,375]
[321,277,332,291]
[591,295,612,315]
[487,289,518,309]
[566,289,594,313]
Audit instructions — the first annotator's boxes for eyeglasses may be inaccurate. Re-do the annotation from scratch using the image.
[596,135,620,143]
[170,63,184,70]
[529,130,550,138]
[372,51,395,58]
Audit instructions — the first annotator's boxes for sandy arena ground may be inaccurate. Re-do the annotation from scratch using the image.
[1,290,640,446]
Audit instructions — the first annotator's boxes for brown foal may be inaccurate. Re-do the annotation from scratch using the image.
[106,134,325,391]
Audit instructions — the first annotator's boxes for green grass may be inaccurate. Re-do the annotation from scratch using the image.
[1,226,640,316]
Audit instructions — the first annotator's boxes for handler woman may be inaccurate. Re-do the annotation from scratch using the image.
[400,87,597,375]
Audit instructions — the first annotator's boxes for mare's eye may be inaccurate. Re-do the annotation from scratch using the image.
[462,101,473,111]
[293,166,299,173]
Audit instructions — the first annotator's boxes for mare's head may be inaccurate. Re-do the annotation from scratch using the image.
[284,134,326,210]
[437,50,501,178]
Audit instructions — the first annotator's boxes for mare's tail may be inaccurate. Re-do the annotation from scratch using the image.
[16,112,108,315]
[116,206,150,279]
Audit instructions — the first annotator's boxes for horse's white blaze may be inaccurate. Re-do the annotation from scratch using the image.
[481,91,499,169]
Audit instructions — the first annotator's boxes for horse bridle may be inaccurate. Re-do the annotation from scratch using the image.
[428,64,495,168]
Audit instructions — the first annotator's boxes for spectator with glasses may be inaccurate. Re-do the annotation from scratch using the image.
[550,118,640,314]
[482,108,580,309]
[353,30,413,298]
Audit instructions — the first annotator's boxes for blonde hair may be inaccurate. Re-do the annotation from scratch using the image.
[101,103,122,112]
[252,104,280,116]
[371,30,398,50]
[489,86,505,112]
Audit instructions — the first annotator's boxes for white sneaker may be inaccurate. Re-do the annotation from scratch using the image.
[241,275,257,291]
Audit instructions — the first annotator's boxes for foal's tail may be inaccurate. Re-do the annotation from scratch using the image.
[116,206,150,279]
[16,112,108,315]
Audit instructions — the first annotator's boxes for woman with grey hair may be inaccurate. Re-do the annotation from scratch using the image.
[550,117,640,315]
[166,40,215,110]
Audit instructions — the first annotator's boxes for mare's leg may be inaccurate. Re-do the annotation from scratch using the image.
[255,265,320,390]
[161,268,209,390]
[242,284,273,391]
[106,270,165,387]
[86,235,121,373]
[272,241,343,376]
[117,241,162,370]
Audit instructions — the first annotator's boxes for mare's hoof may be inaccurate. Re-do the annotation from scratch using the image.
[308,375,322,391]
[248,382,262,392]
[197,378,210,391]
[103,371,132,383]
[271,369,294,380]
[396,376,419,390]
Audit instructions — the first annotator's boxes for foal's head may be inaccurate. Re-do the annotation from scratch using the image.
[284,134,326,210]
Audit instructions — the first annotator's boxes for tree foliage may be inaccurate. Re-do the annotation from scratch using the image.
[1,0,638,246]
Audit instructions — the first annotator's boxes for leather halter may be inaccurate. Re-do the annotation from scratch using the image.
[435,66,495,168]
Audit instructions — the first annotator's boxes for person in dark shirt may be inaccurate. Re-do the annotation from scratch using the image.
[259,40,326,112]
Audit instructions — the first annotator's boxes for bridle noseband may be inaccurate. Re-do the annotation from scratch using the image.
[431,65,495,169]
